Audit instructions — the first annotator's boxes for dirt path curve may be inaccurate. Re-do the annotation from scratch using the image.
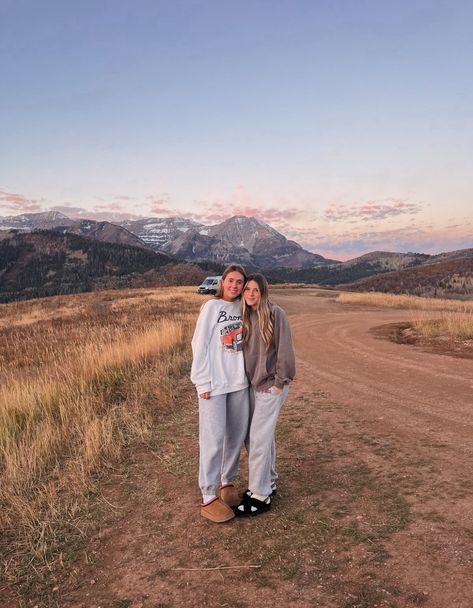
[59,291,473,608]
[284,292,473,454]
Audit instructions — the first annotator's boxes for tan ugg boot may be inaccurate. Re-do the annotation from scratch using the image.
[200,497,235,523]
[219,484,241,507]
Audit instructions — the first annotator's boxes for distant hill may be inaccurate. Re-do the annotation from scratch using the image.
[343,250,431,270]
[429,248,473,262]
[264,248,473,300]
[0,231,207,302]
[341,254,473,299]
[0,210,72,230]
[265,251,430,285]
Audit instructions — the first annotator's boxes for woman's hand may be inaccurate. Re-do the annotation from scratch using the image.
[271,386,283,394]
[199,392,211,400]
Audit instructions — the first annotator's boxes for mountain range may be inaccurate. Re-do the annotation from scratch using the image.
[0,211,471,301]
[0,212,336,269]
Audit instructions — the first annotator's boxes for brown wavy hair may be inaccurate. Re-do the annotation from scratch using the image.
[242,273,274,350]
[214,264,247,299]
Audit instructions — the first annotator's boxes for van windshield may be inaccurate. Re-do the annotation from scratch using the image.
[202,278,214,285]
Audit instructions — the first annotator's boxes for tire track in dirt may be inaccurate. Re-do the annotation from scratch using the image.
[297,340,473,435]
[292,311,470,383]
[287,302,473,443]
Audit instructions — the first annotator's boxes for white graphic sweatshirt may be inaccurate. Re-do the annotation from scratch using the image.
[191,298,248,397]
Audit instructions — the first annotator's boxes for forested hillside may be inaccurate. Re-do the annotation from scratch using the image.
[0,231,207,302]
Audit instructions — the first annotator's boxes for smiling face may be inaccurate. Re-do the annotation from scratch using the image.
[243,280,261,308]
[221,271,245,301]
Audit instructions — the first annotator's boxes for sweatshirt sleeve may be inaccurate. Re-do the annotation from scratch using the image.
[190,301,214,394]
[273,306,296,389]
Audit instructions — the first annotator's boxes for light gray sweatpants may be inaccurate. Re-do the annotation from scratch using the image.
[247,385,289,497]
[199,388,249,496]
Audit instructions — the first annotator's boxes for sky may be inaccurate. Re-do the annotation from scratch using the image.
[0,0,472,261]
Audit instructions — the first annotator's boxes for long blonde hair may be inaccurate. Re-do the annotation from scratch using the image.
[242,273,274,350]
[215,264,247,299]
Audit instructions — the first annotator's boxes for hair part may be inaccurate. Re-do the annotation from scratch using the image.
[242,273,274,350]
[215,264,247,299]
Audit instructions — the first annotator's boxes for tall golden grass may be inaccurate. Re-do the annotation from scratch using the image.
[0,286,203,594]
[337,291,473,312]
[270,283,321,289]
[412,312,473,340]
[337,291,473,339]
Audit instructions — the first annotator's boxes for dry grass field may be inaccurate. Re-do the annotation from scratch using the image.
[336,291,473,313]
[0,287,203,601]
[337,291,473,340]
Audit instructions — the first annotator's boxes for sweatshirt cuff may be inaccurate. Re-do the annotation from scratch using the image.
[197,382,211,395]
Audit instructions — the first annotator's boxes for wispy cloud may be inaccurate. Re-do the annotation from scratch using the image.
[43,194,175,222]
[2,186,309,230]
[182,188,304,227]
[324,198,422,223]
[0,190,42,214]
[187,205,301,227]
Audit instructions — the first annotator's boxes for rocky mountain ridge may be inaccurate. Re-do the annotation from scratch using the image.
[160,216,335,268]
[0,212,149,250]
[120,217,202,250]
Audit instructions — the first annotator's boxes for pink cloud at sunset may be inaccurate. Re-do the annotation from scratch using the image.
[177,194,305,227]
[97,202,128,212]
[0,190,42,214]
[145,189,305,227]
[150,204,175,216]
[2,188,470,261]
[297,223,473,261]
[193,206,300,226]
[171,185,308,227]
[324,199,422,223]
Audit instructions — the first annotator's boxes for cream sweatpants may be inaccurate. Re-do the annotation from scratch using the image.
[247,385,289,497]
[198,388,249,496]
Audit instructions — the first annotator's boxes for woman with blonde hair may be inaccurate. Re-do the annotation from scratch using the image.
[236,273,295,516]
[191,264,249,523]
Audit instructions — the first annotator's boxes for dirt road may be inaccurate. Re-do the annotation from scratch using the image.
[58,290,473,608]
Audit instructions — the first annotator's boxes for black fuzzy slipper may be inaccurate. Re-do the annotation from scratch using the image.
[235,494,271,517]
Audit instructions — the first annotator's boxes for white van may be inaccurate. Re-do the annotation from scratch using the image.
[197,276,222,295]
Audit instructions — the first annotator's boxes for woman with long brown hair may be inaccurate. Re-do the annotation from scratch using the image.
[236,273,295,516]
[191,264,249,523]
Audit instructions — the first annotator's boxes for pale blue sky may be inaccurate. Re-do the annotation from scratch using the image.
[1,0,472,259]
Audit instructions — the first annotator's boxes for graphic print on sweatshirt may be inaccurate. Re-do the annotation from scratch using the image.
[219,321,243,352]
